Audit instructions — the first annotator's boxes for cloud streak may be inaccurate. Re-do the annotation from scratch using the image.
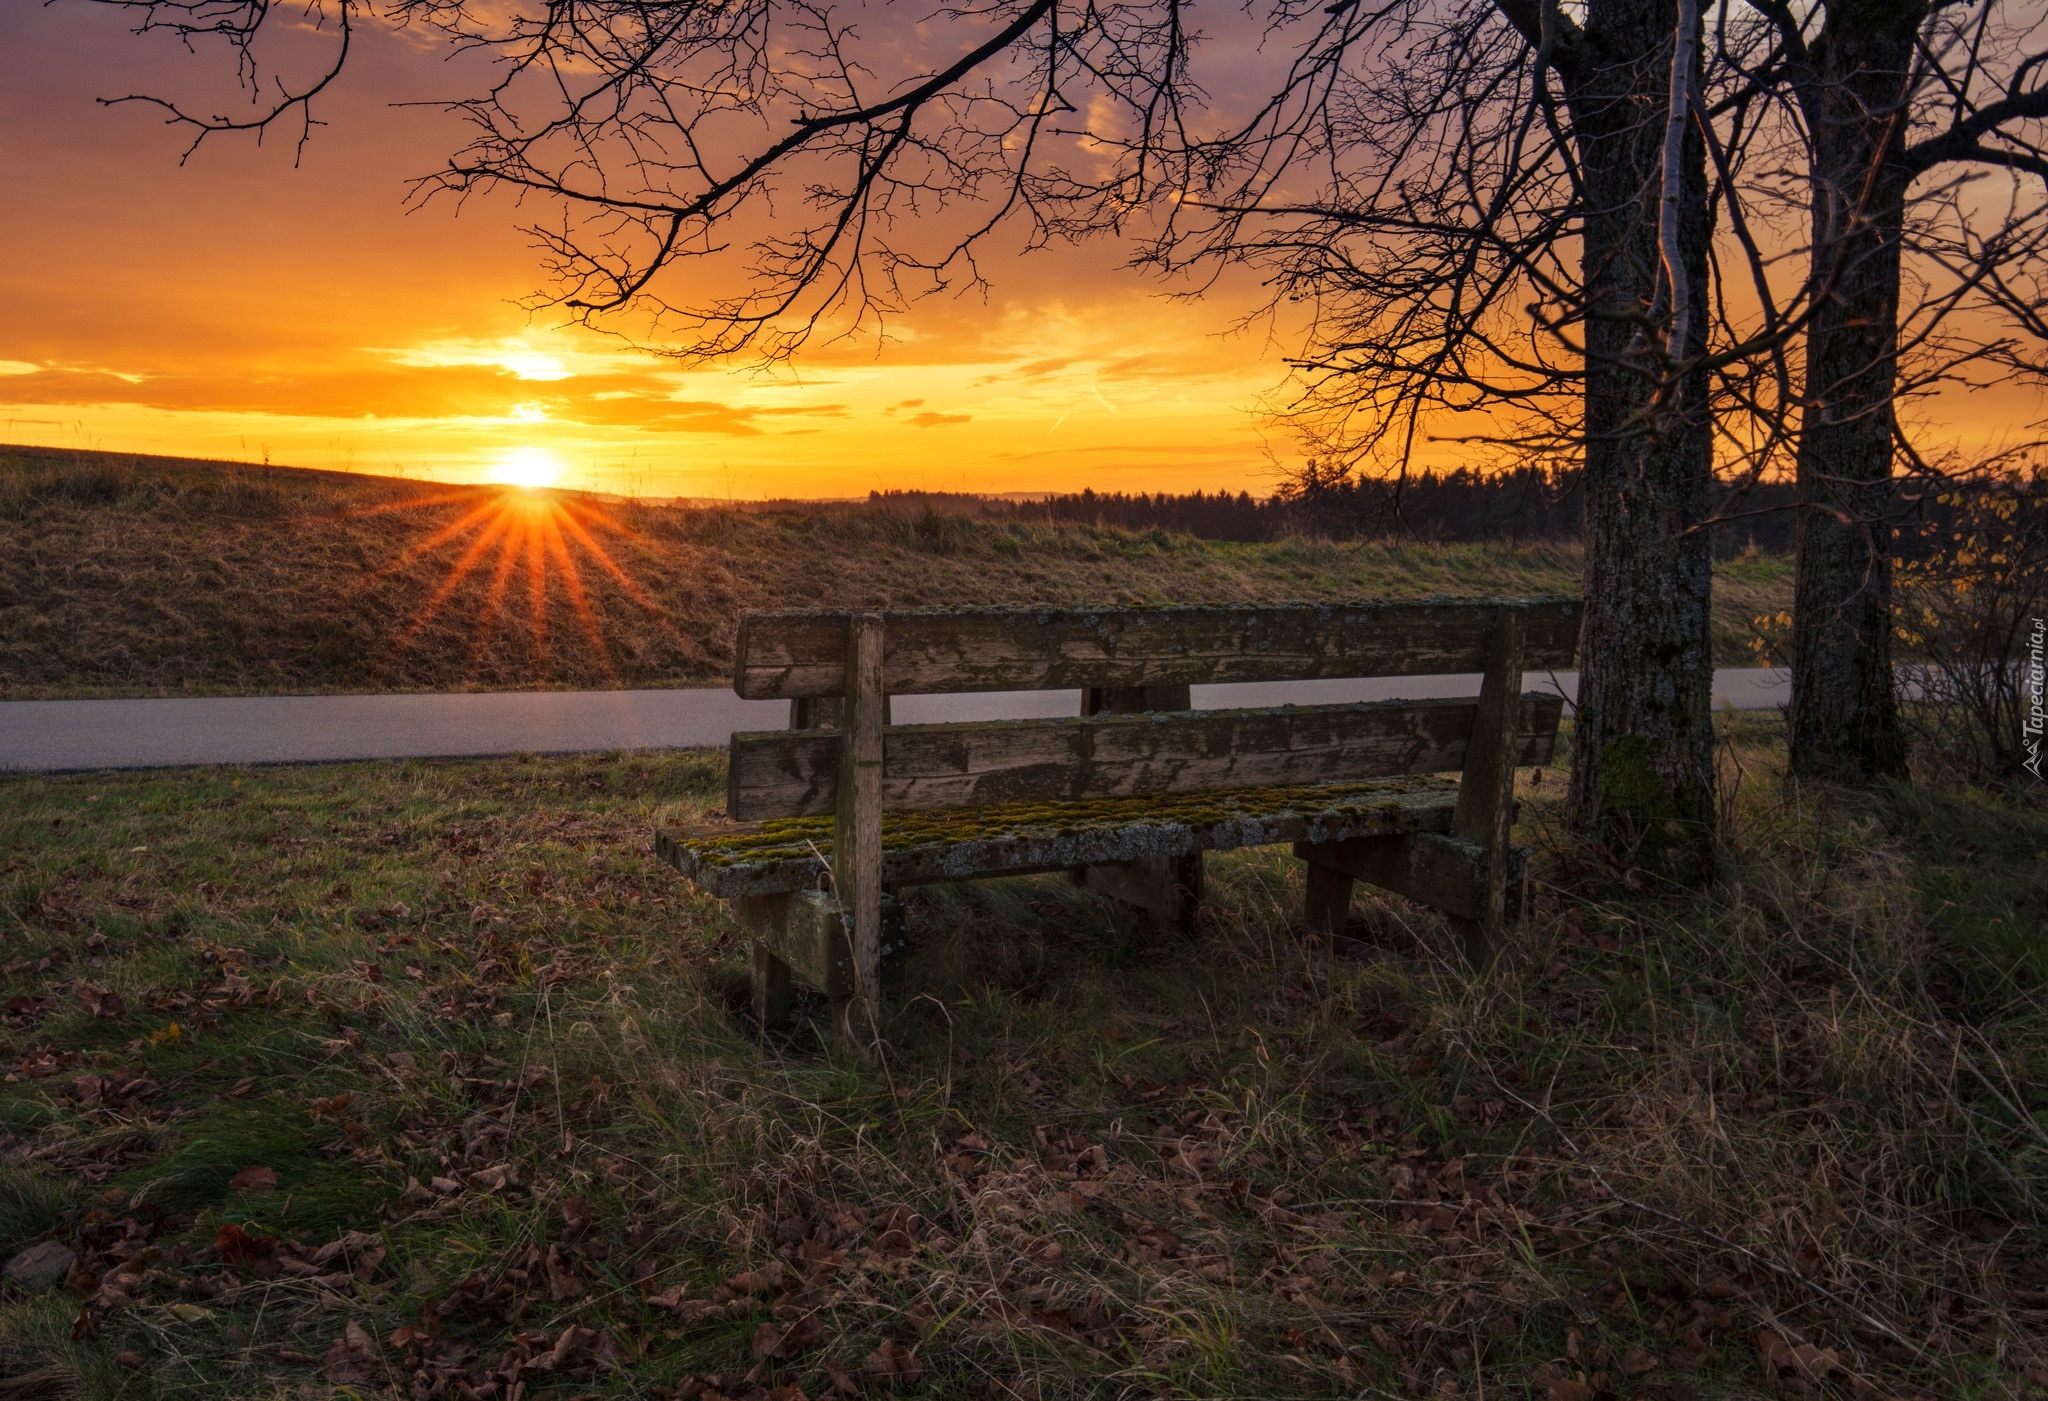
[0,4,1310,497]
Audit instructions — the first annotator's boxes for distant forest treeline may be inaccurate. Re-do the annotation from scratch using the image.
[872,467,1803,555]
[869,465,2019,559]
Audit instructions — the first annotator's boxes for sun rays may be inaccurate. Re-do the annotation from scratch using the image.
[361,484,686,683]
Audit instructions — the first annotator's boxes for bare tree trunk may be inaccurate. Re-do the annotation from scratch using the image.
[1788,0,1917,781]
[1565,0,1720,859]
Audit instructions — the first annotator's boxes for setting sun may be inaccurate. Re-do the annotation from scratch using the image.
[497,447,565,491]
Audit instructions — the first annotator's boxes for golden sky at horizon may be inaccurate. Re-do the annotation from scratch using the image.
[5,5,2039,500]
[0,6,1322,501]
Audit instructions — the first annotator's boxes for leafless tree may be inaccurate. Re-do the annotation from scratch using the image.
[1742,0,2048,781]
[1201,0,2048,795]
[1131,0,1757,853]
[93,0,1759,853]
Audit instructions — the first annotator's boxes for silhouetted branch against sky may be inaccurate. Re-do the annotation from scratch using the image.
[82,0,2048,483]
[90,0,361,161]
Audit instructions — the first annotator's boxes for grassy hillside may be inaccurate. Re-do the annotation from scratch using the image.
[0,717,2040,1396]
[0,447,1792,699]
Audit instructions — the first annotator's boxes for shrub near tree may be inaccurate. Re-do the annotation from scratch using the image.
[1895,477,2048,782]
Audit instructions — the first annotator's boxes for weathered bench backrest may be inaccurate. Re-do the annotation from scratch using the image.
[735,599,1581,698]
[727,598,1580,822]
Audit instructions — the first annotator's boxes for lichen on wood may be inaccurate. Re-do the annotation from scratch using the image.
[658,775,1461,898]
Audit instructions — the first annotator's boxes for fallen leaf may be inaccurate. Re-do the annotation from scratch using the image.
[1668,1328,1714,1370]
[873,1229,918,1259]
[76,984,125,1019]
[726,1263,785,1295]
[467,1163,515,1192]
[1127,1225,1181,1259]
[227,1165,278,1194]
[213,1223,277,1265]
[545,1241,584,1300]
[1755,1328,1845,1385]
[309,1092,354,1120]
[751,1314,825,1360]
[323,1320,382,1384]
[1620,1347,1658,1375]
[866,1338,924,1386]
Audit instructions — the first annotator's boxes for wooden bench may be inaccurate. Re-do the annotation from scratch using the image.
[656,597,1580,1047]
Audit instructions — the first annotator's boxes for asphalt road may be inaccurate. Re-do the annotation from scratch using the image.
[0,669,1791,773]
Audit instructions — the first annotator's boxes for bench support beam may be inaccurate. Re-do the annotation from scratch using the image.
[744,890,909,1029]
[1083,854,1204,933]
[1296,833,1527,932]
[1080,684,1204,932]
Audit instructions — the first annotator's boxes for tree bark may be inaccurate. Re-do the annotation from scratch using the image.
[1788,0,1918,781]
[1563,0,1720,858]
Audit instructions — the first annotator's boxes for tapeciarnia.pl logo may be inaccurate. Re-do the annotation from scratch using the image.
[2028,616,2045,780]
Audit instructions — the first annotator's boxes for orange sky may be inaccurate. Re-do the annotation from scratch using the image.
[0,5,1316,500]
[4,6,2038,499]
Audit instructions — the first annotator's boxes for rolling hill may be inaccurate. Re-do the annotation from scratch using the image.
[0,446,1791,698]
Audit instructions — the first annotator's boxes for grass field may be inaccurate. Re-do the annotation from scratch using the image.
[0,447,1792,699]
[0,717,2043,1398]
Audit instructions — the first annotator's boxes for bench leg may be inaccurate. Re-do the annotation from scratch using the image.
[880,891,908,994]
[829,994,865,1051]
[1302,859,1353,940]
[739,894,792,1029]
[1449,916,1492,970]
[1449,604,1528,970]
[823,892,906,1051]
[1085,852,1203,934]
[834,614,888,1061]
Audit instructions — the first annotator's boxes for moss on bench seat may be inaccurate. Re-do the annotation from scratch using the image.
[656,775,1462,899]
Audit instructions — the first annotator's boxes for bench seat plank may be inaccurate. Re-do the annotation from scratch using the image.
[660,775,1461,899]
[736,598,1582,699]
[727,694,1562,820]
